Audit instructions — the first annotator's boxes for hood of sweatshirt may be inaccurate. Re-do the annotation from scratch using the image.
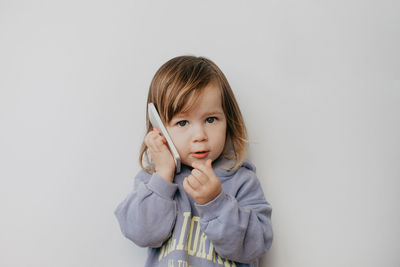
[178,156,256,181]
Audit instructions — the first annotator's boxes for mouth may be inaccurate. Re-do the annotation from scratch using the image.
[191,151,209,159]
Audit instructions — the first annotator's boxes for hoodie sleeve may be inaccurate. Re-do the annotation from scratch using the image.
[195,170,273,264]
[114,171,179,248]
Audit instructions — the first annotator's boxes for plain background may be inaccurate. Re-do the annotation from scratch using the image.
[1,0,399,266]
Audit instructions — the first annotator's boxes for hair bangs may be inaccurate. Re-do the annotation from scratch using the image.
[163,68,215,122]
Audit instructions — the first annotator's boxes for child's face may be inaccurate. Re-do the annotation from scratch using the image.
[166,83,227,167]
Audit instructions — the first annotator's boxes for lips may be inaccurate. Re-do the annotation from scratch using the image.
[192,151,209,159]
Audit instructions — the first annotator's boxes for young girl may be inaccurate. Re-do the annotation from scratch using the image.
[115,56,273,267]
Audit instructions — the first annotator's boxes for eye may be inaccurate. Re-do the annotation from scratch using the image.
[177,120,188,127]
[206,117,217,123]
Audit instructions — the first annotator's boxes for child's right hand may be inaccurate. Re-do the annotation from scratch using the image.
[144,128,175,183]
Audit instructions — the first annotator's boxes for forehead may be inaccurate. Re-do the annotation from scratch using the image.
[178,82,223,116]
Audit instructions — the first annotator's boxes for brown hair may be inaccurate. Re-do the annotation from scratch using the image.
[139,56,247,172]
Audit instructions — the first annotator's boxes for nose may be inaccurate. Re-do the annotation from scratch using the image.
[192,124,207,142]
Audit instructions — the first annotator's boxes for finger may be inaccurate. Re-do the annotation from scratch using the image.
[192,159,212,169]
[186,174,202,189]
[150,129,167,145]
[144,132,155,148]
[153,127,161,134]
[153,127,166,139]
[147,141,159,153]
[146,133,166,152]
[193,159,214,178]
[183,177,197,197]
[154,134,165,147]
[145,130,159,143]
[190,168,206,185]
[206,159,212,168]
[145,133,159,151]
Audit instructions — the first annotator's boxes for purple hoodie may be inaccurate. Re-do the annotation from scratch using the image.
[115,158,273,267]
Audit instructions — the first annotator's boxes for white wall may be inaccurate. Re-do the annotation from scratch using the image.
[1,1,399,267]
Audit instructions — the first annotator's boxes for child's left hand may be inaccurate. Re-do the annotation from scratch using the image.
[183,159,222,205]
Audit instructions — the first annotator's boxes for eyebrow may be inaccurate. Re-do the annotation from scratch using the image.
[203,111,224,117]
[173,110,224,119]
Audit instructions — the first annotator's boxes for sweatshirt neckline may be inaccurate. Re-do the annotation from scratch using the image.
[179,157,240,178]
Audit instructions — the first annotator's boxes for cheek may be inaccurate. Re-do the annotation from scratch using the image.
[214,124,227,149]
[168,129,186,152]
[173,138,185,153]
[219,132,227,149]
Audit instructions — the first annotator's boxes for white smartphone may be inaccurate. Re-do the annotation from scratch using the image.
[148,103,181,173]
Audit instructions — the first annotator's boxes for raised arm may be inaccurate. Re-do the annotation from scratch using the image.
[114,172,178,248]
[194,170,273,264]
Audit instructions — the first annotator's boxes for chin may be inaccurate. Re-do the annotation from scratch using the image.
[182,157,211,167]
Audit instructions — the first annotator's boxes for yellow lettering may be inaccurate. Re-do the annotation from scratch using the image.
[187,216,201,256]
[158,244,166,261]
[167,238,176,254]
[176,212,191,250]
[196,232,208,258]
[207,241,214,260]
[217,253,223,264]
[178,260,190,267]
[164,237,171,257]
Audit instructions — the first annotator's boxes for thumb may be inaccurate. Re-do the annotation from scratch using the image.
[206,159,212,169]
[195,159,214,178]
[206,159,217,179]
